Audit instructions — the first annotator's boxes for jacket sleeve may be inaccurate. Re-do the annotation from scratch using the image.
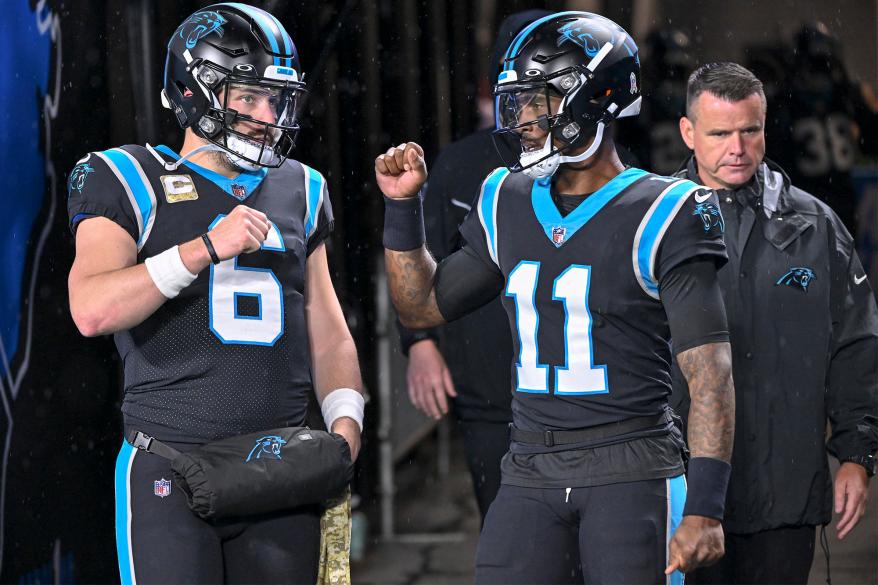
[825,230,878,460]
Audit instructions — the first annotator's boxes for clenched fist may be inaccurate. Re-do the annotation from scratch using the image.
[208,205,271,260]
[375,142,428,199]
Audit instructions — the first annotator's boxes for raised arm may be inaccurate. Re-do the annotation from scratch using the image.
[375,142,446,329]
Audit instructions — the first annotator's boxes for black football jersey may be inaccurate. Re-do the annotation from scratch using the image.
[67,144,332,443]
[459,167,726,435]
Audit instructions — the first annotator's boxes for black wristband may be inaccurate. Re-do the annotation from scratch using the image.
[383,195,425,251]
[683,456,731,520]
[201,233,220,265]
[400,328,439,356]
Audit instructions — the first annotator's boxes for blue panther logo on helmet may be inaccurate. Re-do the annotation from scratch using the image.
[556,22,601,57]
[693,201,725,233]
[776,267,816,292]
[246,435,287,462]
[179,11,227,50]
[67,162,94,196]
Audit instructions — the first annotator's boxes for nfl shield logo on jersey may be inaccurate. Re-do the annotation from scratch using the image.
[231,183,247,200]
[154,478,172,498]
[552,226,567,246]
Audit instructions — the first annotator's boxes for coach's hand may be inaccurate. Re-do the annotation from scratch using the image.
[375,142,427,199]
[407,339,457,420]
[331,417,361,462]
[209,205,271,260]
[665,515,725,575]
[834,461,869,540]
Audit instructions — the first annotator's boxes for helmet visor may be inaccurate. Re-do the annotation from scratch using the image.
[202,77,306,167]
[496,88,553,129]
[222,81,301,137]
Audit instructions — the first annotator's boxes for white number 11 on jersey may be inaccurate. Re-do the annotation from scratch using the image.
[506,261,608,395]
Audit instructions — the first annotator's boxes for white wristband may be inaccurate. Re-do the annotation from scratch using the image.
[144,245,198,299]
[321,388,365,433]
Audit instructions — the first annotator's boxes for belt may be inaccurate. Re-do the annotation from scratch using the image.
[128,430,182,460]
[509,411,671,448]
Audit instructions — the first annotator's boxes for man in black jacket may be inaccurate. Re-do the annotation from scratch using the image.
[673,62,878,584]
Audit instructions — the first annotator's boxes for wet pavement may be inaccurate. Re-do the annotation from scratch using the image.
[352,435,877,585]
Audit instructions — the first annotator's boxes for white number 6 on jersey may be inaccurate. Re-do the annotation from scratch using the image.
[207,214,285,346]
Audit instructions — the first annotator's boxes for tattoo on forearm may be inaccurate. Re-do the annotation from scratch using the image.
[385,248,445,328]
[677,342,735,461]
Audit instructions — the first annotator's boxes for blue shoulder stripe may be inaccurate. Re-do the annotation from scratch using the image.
[301,163,326,238]
[477,168,510,266]
[95,148,157,250]
[633,179,700,299]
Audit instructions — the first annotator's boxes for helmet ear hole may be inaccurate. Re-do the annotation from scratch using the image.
[174,80,193,97]
[588,88,613,106]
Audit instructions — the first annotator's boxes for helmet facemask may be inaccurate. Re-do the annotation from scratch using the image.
[493,67,614,179]
[190,61,306,171]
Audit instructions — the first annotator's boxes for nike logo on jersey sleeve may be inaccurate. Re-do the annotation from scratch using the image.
[854,274,867,285]
[694,191,712,203]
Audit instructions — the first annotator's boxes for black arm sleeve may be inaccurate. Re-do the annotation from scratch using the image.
[434,245,505,323]
[660,258,730,354]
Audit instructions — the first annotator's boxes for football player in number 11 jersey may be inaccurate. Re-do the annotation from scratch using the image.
[376,11,734,584]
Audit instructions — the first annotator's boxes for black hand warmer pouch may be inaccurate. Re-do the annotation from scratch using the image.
[130,427,353,522]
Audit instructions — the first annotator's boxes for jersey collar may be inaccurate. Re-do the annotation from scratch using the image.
[154,145,268,202]
[531,167,648,247]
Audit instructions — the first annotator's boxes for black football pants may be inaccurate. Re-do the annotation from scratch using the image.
[475,477,687,584]
[690,525,816,585]
[458,420,509,524]
[114,439,321,585]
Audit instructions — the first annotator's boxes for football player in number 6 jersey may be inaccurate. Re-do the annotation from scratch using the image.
[376,12,734,584]
[67,4,364,583]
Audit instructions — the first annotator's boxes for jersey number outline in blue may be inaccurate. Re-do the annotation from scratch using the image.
[207,214,286,346]
[506,260,609,395]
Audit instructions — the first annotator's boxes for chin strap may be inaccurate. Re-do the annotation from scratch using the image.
[520,133,561,180]
[226,134,280,171]
[145,139,275,173]
[559,122,605,165]
[519,122,606,180]
[145,143,228,171]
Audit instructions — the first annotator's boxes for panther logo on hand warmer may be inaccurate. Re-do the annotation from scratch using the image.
[246,435,287,462]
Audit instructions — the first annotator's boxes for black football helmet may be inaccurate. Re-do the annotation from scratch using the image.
[162,3,305,169]
[493,12,642,179]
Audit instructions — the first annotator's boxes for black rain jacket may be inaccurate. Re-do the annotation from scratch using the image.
[672,156,878,534]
